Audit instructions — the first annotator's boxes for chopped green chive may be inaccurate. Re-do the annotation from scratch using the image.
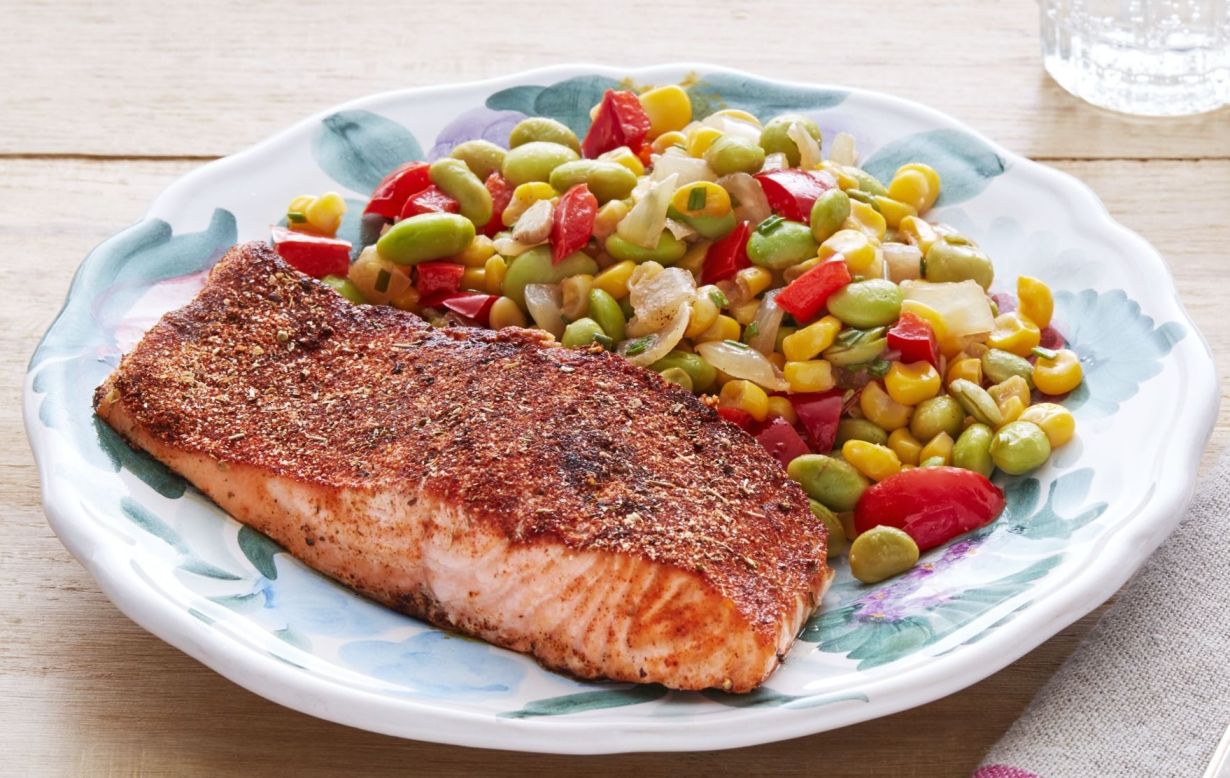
[745,321,760,339]
[624,337,651,356]
[709,290,729,308]
[687,187,707,212]
[756,215,785,235]
[1031,346,1059,360]
[286,211,308,224]
[724,339,750,350]
[594,333,615,349]
[867,359,891,377]
[375,269,392,294]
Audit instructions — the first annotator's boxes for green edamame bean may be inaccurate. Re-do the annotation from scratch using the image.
[604,231,687,265]
[948,379,1003,428]
[448,139,506,181]
[835,418,889,447]
[548,160,637,204]
[650,350,716,393]
[982,348,1035,387]
[746,220,818,269]
[786,454,868,512]
[825,280,903,328]
[849,525,919,584]
[759,114,822,167]
[501,246,599,308]
[500,141,579,186]
[924,240,994,290]
[429,158,493,227]
[704,134,766,177]
[668,208,737,240]
[809,499,847,558]
[952,423,995,477]
[561,317,606,348]
[508,117,581,153]
[990,421,1052,475]
[810,189,851,243]
[321,275,367,304]
[376,212,475,265]
[587,288,626,342]
[848,168,889,197]
[658,367,694,392]
[823,337,887,367]
[910,394,965,441]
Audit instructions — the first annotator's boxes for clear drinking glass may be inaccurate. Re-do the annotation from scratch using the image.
[1040,0,1230,116]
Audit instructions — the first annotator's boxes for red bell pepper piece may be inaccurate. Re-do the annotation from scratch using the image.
[716,406,755,431]
[887,312,940,368]
[484,172,514,236]
[550,184,599,263]
[581,90,652,159]
[854,467,1006,551]
[440,293,499,325]
[400,185,460,220]
[270,225,350,279]
[755,417,812,469]
[776,258,852,323]
[701,220,752,285]
[754,169,832,222]
[414,261,465,299]
[789,390,844,453]
[364,162,431,218]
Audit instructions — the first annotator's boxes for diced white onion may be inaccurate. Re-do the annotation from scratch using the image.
[760,152,789,172]
[492,236,540,257]
[747,290,785,356]
[618,302,690,366]
[787,121,823,170]
[883,243,923,283]
[616,173,678,249]
[900,279,995,337]
[716,172,771,226]
[700,113,762,143]
[627,266,696,336]
[663,217,696,241]
[830,132,858,166]
[649,153,716,187]
[512,198,554,244]
[524,283,566,338]
[695,340,789,392]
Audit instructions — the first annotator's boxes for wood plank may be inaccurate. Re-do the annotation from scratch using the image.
[1,156,1225,774]
[2,0,1228,161]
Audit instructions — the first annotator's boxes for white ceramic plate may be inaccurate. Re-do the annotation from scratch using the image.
[24,64,1218,753]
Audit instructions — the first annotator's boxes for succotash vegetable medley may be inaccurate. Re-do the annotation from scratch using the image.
[272,83,1084,586]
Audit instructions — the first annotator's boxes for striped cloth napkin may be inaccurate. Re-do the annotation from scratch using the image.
[975,449,1230,777]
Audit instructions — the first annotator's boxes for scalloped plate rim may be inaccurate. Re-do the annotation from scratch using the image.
[23,63,1219,754]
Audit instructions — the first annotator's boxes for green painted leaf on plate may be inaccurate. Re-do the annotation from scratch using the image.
[862,128,1007,207]
[498,684,667,719]
[121,496,186,552]
[686,73,847,122]
[238,525,283,580]
[312,110,424,195]
[95,417,187,499]
[701,687,868,709]
[486,75,621,137]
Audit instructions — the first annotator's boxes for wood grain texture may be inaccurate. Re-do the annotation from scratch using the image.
[2,0,1227,773]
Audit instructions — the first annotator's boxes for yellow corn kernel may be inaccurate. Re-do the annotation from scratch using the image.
[592,199,629,242]
[456,234,497,267]
[887,169,933,215]
[686,126,723,158]
[651,130,687,154]
[885,361,942,405]
[461,267,486,291]
[1019,402,1076,447]
[598,146,646,177]
[887,428,923,466]
[729,299,760,326]
[859,380,913,431]
[639,85,693,138]
[502,182,557,226]
[785,359,835,393]
[871,196,918,230]
[719,379,770,421]
[560,274,593,320]
[768,352,786,370]
[1033,349,1083,395]
[818,161,860,190]
[488,295,527,329]
[712,108,762,127]
[998,395,1026,425]
[678,240,712,276]
[671,181,733,219]
[686,292,720,338]
[920,431,954,465]
[765,396,798,424]
[783,256,821,283]
[987,312,1042,357]
[389,284,420,311]
[592,260,637,300]
[483,255,507,295]
[819,229,877,275]
[844,200,887,242]
[899,299,953,349]
[946,356,982,387]
[348,247,414,307]
[988,375,1031,410]
[304,191,347,236]
[895,163,941,212]
[898,215,939,254]
[1017,276,1054,329]
[734,266,774,300]
[782,315,842,362]
[696,314,740,343]
[842,440,902,482]
[287,194,315,217]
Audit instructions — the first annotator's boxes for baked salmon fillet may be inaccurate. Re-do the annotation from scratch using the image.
[95,242,830,692]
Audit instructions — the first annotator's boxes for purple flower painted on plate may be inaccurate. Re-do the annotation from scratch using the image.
[428,107,526,160]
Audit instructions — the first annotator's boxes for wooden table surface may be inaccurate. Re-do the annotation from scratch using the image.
[3,1,1227,774]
